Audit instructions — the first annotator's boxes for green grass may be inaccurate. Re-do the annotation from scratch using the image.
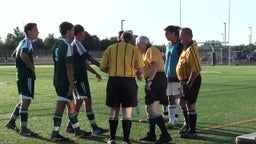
[0,65,256,144]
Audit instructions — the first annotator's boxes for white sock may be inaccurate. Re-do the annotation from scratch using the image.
[168,105,176,124]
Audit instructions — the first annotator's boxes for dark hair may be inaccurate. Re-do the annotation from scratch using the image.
[181,27,193,38]
[74,24,84,36]
[59,21,74,36]
[24,23,37,35]
[118,30,124,38]
[164,25,180,37]
[121,31,133,43]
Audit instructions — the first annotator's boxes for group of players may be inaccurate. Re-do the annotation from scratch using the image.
[5,21,202,144]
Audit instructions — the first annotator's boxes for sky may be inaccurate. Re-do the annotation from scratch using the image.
[0,0,255,46]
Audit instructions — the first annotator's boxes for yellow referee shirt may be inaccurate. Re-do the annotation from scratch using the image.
[101,41,144,77]
[176,43,201,81]
[143,46,164,78]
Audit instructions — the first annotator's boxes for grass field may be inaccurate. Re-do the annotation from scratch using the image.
[0,65,256,144]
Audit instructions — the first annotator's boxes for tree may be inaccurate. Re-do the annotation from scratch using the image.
[4,27,25,53]
[99,39,112,50]
[44,33,57,50]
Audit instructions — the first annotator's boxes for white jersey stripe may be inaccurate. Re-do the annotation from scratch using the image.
[74,40,87,56]
[61,38,72,57]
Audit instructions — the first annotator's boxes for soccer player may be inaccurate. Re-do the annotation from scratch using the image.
[5,23,39,137]
[65,24,108,135]
[50,21,89,142]
[163,25,183,126]
[136,36,172,144]
[100,32,144,144]
[176,27,202,139]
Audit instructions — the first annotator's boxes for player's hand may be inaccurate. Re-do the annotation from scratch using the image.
[96,73,102,82]
[145,79,152,90]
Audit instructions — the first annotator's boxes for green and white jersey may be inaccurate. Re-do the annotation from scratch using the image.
[71,40,91,81]
[52,38,73,88]
[15,38,34,80]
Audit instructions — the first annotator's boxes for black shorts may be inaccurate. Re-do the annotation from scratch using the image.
[182,75,201,104]
[74,80,91,99]
[17,77,35,99]
[54,86,74,101]
[106,77,138,108]
[145,72,168,105]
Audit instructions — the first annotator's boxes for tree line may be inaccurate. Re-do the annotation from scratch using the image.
[0,27,255,59]
[0,27,128,58]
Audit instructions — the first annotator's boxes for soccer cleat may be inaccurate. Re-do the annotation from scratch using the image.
[92,127,108,135]
[5,122,19,131]
[154,134,172,144]
[139,132,157,142]
[106,138,116,144]
[75,130,91,138]
[19,128,38,137]
[51,133,69,142]
[180,132,197,139]
[65,127,74,133]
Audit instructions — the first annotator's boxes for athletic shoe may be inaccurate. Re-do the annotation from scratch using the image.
[92,127,108,135]
[51,133,69,142]
[106,138,116,144]
[180,132,197,139]
[154,134,172,144]
[75,130,91,138]
[19,128,38,137]
[65,127,74,133]
[5,122,19,131]
[139,132,157,142]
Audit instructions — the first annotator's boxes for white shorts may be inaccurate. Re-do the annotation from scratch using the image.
[166,82,181,96]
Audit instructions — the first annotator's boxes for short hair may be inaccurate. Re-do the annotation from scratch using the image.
[164,25,180,37]
[74,24,84,36]
[181,27,193,38]
[136,36,151,47]
[118,30,124,38]
[121,31,133,42]
[59,21,74,36]
[24,23,37,35]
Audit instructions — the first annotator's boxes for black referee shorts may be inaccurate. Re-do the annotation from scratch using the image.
[182,75,201,104]
[145,72,168,105]
[106,77,138,108]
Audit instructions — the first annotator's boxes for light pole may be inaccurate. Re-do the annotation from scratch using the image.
[249,27,252,55]
[224,22,227,65]
[249,27,252,44]
[121,19,125,31]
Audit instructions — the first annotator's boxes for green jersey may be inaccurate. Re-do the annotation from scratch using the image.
[52,38,73,88]
[71,40,91,81]
[15,38,34,80]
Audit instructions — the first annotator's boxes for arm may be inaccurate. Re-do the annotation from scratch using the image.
[66,63,74,97]
[100,67,108,73]
[87,63,102,82]
[89,57,100,67]
[146,61,158,90]
[187,70,200,88]
[136,67,144,81]
[20,52,35,74]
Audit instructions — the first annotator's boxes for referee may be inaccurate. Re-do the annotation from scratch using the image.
[100,32,144,144]
[176,27,202,139]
